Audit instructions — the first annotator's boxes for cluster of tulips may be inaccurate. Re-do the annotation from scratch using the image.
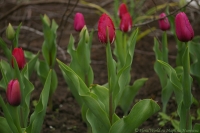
[0,1,200,133]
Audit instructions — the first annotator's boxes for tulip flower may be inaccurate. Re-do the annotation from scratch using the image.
[74,12,85,31]
[12,47,26,69]
[120,12,133,32]
[6,80,21,106]
[175,12,194,42]
[118,3,128,19]
[98,13,115,44]
[158,13,170,31]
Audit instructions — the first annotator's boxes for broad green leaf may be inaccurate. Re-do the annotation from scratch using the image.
[41,17,58,67]
[0,38,11,61]
[109,99,160,133]
[158,112,171,121]
[67,31,94,86]
[22,66,34,127]
[189,36,200,78]
[119,78,148,114]
[49,69,58,97]
[23,51,39,79]
[7,105,21,133]
[0,97,19,133]
[153,37,166,88]
[37,60,49,84]
[197,109,200,120]
[83,95,110,131]
[193,123,200,132]
[0,60,13,89]
[113,29,139,109]
[179,102,192,131]
[57,59,111,130]
[161,80,173,113]
[157,60,183,105]
[86,109,109,133]
[114,30,125,70]
[90,85,109,114]
[13,23,22,48]
[171,119,180,131]
[26,70,52,133]
[0,117,12,133]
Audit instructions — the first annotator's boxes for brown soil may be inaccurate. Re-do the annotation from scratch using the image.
[0,0,200,133]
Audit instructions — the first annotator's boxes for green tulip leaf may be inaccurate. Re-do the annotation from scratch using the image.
[26,70,52,133]
[22,66,34,127]
[67,31,94,86]
[119,78,148,114]
[189,36,200,78]
[41,16,58,67]
[161,80,173,112]
[157,60,183,105]
[193,123,200,132]
[22,52,39,78]
[49,69,58,97]
[86,109,109,133]
[0,38,11,61]
[13,23,22,48]
[153,37,166,88]
[90,84,109,114]
[0,60,13,89]
[109,99,160,133]
[0,97,19,133]
[57,59,111,131]
[37,60,49,84]
[113,28,139,109]
[0,117,13,133]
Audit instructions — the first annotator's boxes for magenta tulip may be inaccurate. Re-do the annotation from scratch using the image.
[6,80,21,106]
[12,47,26,70]
[118,3,128,19]
[74,12,85,31]
[98,13,115,44]
[175,12,194,42]
[120,12,133,32]
[158,13,170,31]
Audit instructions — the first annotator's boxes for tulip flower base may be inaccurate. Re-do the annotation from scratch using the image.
[0,1,200,133]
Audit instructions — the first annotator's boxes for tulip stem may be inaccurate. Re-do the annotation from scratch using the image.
[180,42,192,131]
[106,43,114,124]
[123,33,127,59]
[162,32,168,63]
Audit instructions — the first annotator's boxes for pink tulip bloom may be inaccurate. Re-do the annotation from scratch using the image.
[158,13,170,31]
[6,80,21,106]
[175,12,194,42]
[120,12,133,32]
[118,3,128,19]
[74,12,85,31]
[98,13,115,44]
[12,47,26,70]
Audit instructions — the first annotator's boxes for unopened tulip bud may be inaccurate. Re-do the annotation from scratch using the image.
[118,3,128,19]
[158,13,170,31]
[175,12,194,42]
[98,13,115,44]
[80,25,89,43]
[6,23,15,40]
[43,14,51,26]
[74,12,85,31]
[6,80,21,106]
[120,12,133,32]
[12,48,26,69]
